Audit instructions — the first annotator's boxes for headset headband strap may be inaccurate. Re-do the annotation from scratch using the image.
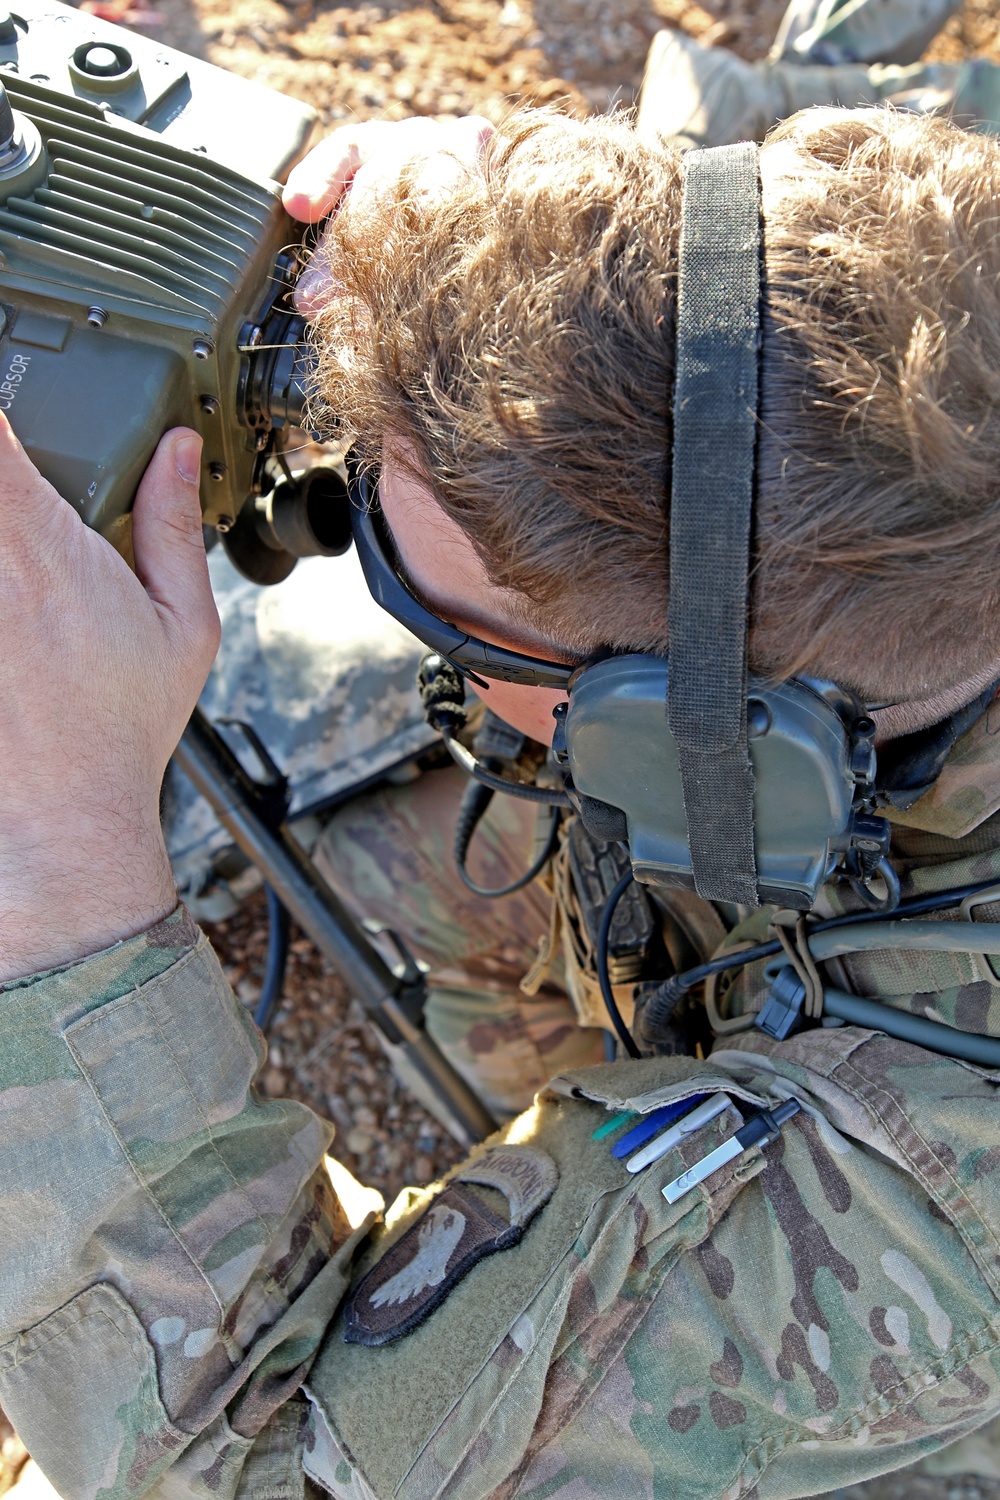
[667,141,762,905]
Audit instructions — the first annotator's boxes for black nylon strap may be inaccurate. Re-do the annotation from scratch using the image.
[667,142,762,905]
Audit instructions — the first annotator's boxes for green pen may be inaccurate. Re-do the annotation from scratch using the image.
[592,1110,637,1141]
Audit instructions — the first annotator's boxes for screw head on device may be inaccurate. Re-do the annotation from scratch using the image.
[87,306,108,328]
[208,461,227,482]
[193,338,214,360]
[215,514,234,532]
[199,395,220,415]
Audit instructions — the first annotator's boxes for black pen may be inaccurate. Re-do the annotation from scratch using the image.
[662,1099,801,1204]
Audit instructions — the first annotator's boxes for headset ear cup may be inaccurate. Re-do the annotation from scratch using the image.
[564,657,859,911]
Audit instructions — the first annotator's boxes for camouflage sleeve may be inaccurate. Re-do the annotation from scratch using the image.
[0,905,371,1500]
[303,1034,1000,1500]
[8,902,1000,1500]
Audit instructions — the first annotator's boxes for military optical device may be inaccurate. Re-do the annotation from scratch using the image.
[0,0,347,581]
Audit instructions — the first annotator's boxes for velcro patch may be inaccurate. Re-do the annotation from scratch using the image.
[344,1146,558,1347]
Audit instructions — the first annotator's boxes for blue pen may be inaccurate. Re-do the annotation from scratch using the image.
[626,1093,735,1174]
[611,1093,711,1159]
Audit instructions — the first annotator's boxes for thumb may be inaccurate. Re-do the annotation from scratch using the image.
[131,428,220,654]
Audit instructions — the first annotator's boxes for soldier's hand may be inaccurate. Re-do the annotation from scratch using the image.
[283,116,494,312]
[0,418,220,980]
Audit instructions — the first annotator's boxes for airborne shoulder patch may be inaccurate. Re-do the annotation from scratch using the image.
[343,1145,559,1347]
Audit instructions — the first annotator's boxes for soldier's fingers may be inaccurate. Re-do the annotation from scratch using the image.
[283,116,494,223]
[441,115,495,162]
[292,117,496,313]
[341,117,495,221]
[131,428,220,668]
[0,410,76,552]
[290,143,420,312]
[283,122,405,221]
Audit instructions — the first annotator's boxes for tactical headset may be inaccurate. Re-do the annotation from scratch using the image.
[350,141,898,916]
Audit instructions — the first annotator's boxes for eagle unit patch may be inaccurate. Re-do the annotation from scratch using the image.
[343,1145,559,1347]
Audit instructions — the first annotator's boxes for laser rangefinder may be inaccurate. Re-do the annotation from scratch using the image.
[0,0,348,583]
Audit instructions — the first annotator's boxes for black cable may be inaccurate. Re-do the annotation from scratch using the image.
[823,986,1000,1067]
[645,877,1000,1023]
[597,869,642,1058]
[847,855,901,913]
[828,879,998,926]
[455,791,561,898]
[254,884,291,1033]
[441,729,571,806]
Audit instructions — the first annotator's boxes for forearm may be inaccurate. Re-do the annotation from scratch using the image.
[0,907,371,1499]
[0,811,177,980]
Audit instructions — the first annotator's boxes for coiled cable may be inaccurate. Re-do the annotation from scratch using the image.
[454,780,561,898]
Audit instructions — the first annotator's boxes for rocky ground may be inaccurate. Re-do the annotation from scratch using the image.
[210,888,464,1203]
[144,0,1000,128]
[5,0,1000,1492]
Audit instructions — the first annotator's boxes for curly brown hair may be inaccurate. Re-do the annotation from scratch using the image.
[311,105,1000,702]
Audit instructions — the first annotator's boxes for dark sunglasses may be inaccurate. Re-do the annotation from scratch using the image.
[348,467,575,690]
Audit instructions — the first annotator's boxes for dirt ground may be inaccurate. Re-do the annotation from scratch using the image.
[143,0,1000,130]
[5,0,1000,1493]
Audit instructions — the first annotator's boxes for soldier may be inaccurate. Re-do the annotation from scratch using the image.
[637,0,1000,147]
[166,0,1000,1131]
[4,94,1000,1500]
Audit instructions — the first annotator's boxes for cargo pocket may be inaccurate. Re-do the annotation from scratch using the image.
[0,1281,189,1500]
[305,1059,776,1500]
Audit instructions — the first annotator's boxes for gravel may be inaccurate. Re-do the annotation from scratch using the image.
[206,889,466,1203]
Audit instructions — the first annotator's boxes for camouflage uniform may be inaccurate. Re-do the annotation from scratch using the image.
[313,766,606,1119]
[4,696,1000,1499]
[637,0,1000,150]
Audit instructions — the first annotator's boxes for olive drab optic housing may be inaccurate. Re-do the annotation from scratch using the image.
[0,0,347,582]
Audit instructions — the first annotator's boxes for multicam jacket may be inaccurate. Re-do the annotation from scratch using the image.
[2,707,1000,1500]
